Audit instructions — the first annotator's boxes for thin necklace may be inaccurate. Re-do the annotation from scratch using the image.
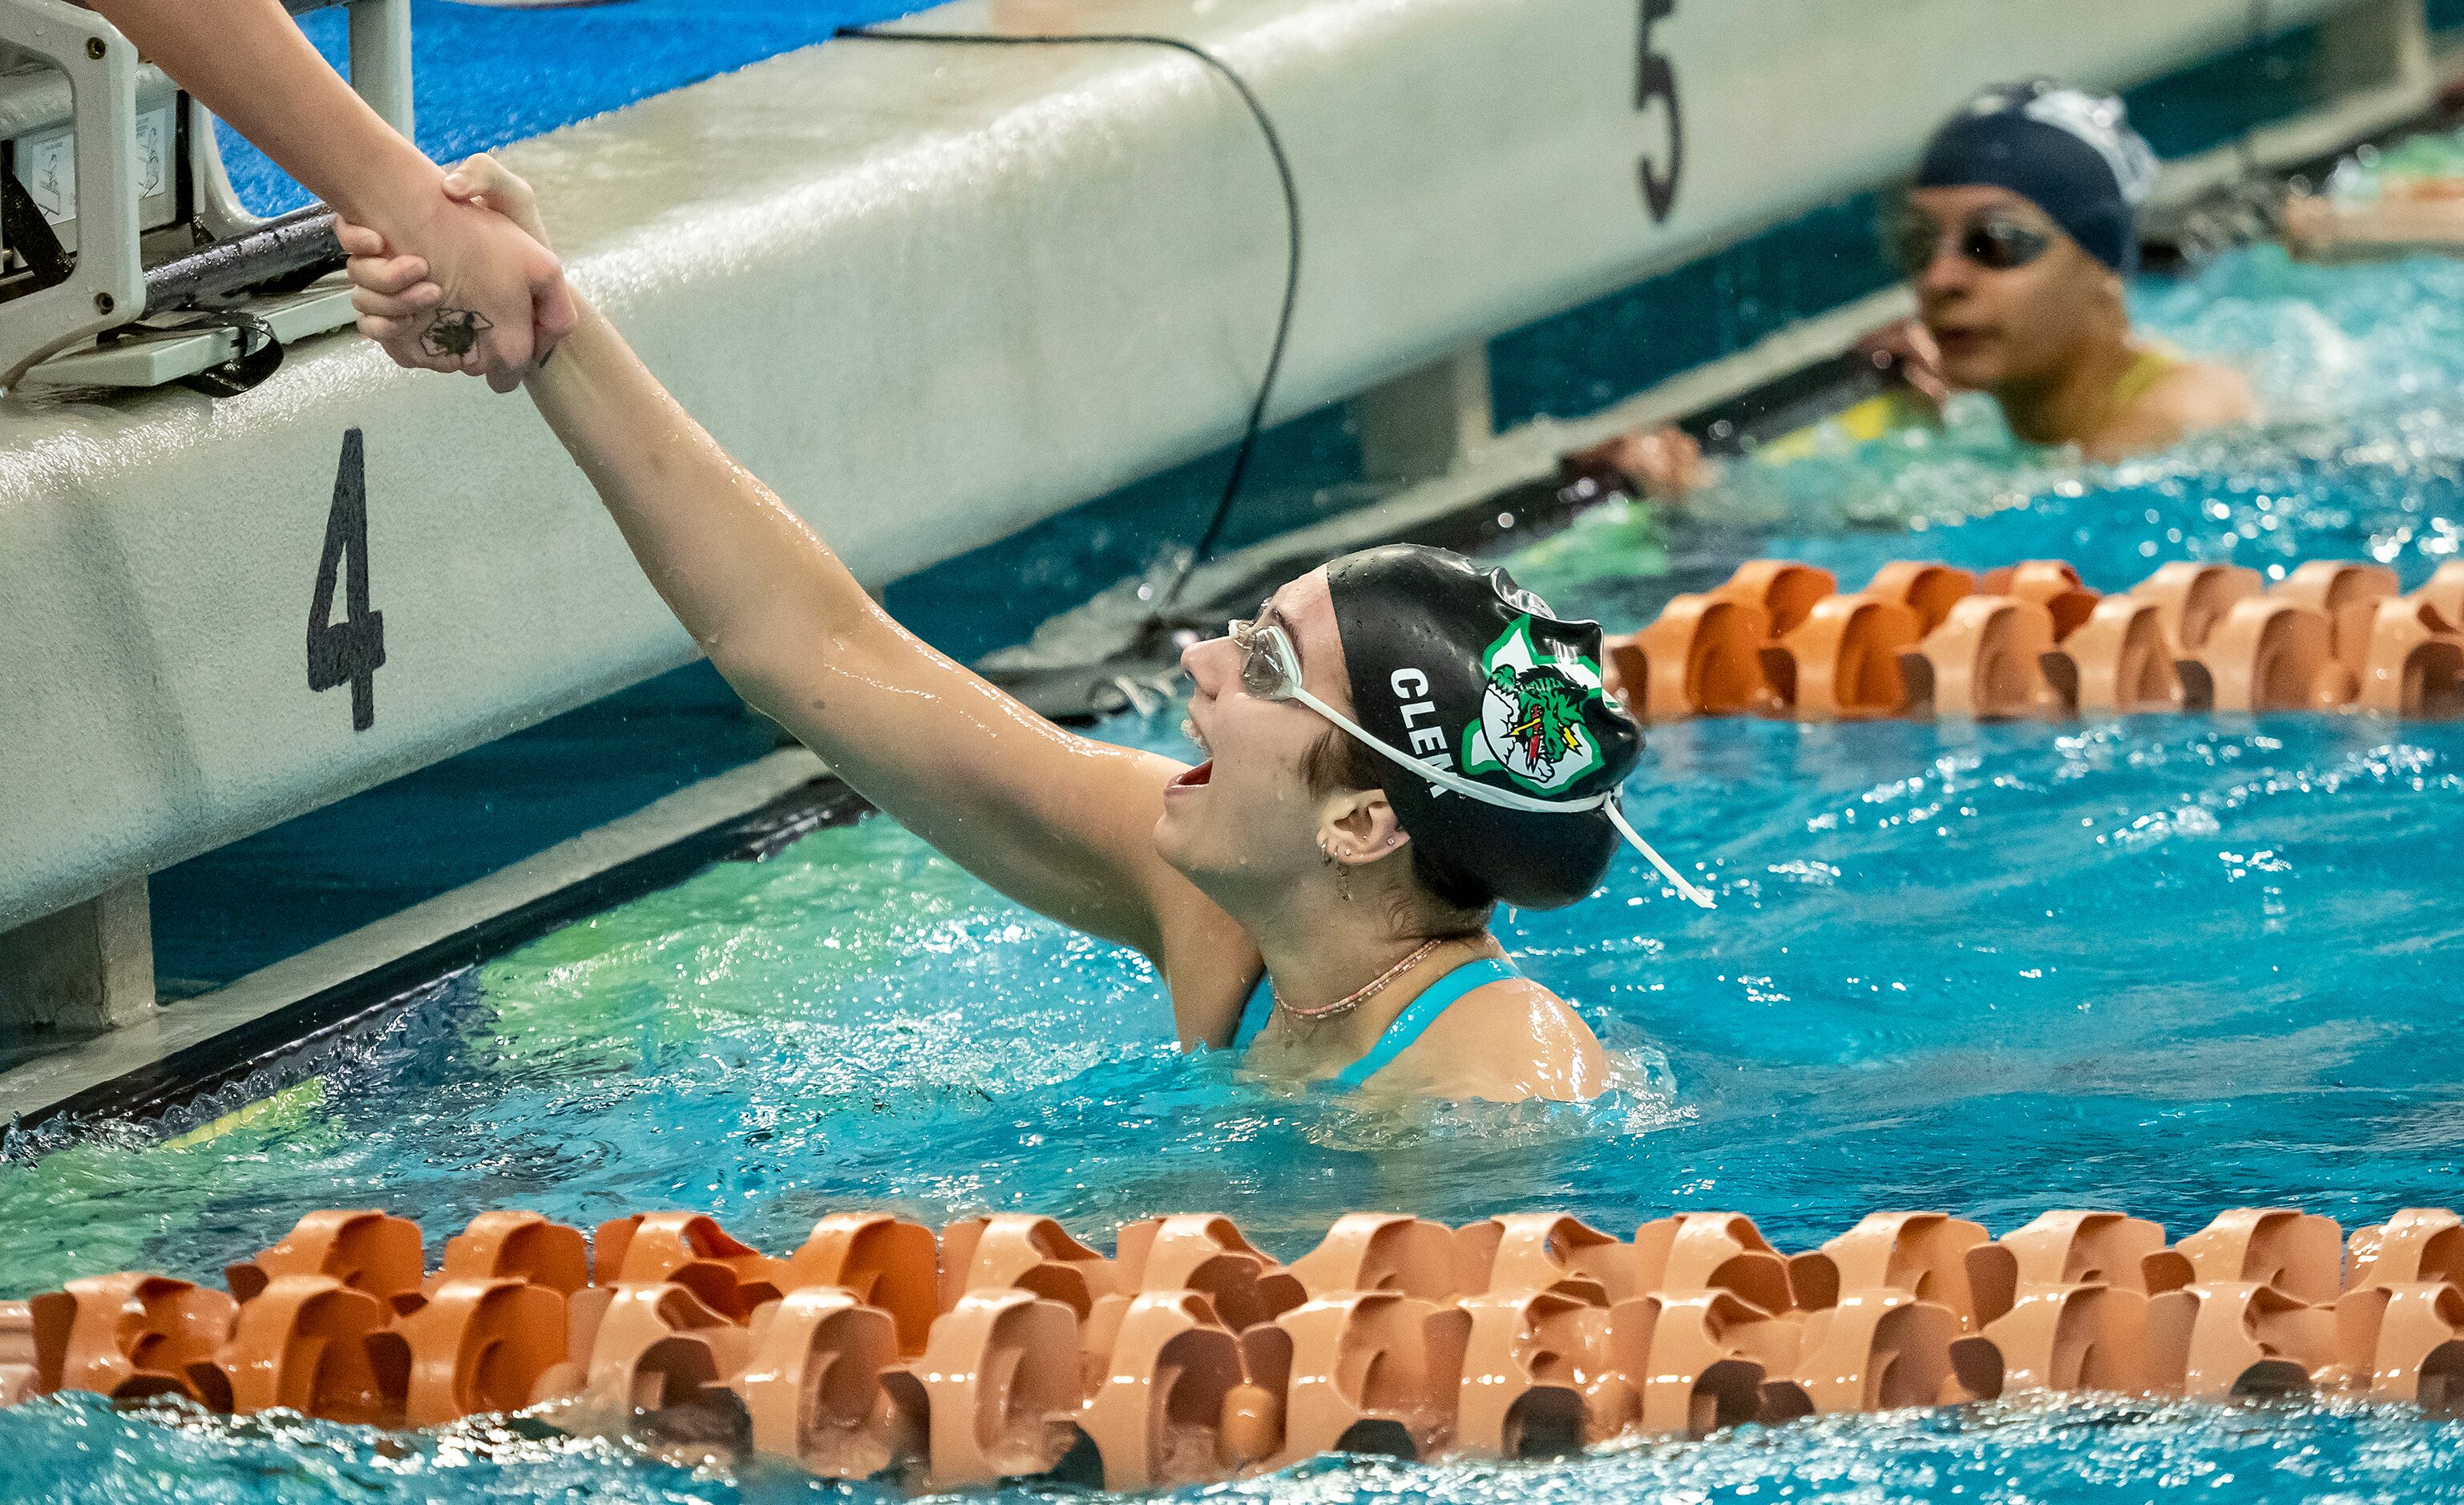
[1274,937,1447,1023]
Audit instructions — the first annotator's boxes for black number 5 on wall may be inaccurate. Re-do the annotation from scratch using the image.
[307,427,386,730]
[1637,0,1683,222]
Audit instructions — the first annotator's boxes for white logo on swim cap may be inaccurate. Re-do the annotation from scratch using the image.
[1999,83,2159,207]
[1460,618,1608,797]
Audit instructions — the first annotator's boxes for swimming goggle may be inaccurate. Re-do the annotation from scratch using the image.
[1229,614,1715,908]
[1886,208,2054,276]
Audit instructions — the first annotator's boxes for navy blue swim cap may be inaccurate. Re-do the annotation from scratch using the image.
[1326,546,1641,910]
[1914,81,2159,273]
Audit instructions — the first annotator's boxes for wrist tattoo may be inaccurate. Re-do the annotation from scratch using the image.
[420,308,493,359]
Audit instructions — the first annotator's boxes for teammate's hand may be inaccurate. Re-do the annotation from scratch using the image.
[344,155,572,393]
[438,153,552,249]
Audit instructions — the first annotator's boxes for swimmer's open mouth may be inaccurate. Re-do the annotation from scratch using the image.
[1169,760,1214,790]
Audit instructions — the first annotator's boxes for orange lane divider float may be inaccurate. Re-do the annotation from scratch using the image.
[0,1204,2458,1487]
[1604,559,2464,722]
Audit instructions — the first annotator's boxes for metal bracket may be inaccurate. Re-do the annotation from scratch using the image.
[0,0,410,392]
[0,0,141,389]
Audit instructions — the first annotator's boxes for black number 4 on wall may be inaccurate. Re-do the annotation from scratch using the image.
[307,427,386,731]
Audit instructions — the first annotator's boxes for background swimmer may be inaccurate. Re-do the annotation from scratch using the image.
[334,158,1697,1104]
[1589,81,2258,501]
[1894,81,2256,460]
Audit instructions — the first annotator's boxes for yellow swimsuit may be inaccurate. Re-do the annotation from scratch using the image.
[2109,347,2183,414]
[1743,347,2183,467]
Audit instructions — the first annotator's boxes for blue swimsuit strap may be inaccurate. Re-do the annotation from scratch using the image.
[1233,970,1276,1051]
[1231,954,1522,1085]
[1331,956,1517,1089]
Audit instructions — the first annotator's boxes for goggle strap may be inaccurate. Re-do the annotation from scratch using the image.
[1284,682,1717,910]
[1287,684,1582,815]
[1606,801,1717,910]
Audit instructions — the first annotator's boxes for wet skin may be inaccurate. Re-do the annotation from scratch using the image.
[1907,184,2255,460]
[341,161,1606,1102]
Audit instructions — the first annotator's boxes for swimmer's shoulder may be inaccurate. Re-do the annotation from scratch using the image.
[1371,975,1607,1103]
[1148,869,1260,1051]
[2093,356,2259,460]
[2139,357,2258,428]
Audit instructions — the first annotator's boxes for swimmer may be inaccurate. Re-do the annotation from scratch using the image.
[1591,81,2257,497]
[80,0,571,382]
[339,158,1711,1104]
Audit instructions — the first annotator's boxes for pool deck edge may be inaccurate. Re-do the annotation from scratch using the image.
[0,746,829,1124]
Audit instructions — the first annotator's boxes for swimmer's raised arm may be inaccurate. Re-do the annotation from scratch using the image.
[340,171,1218,980]
[523,309,1207,958]
[85,0,571,381]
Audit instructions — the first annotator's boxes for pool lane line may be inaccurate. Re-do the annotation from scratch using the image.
[2,748,870,1141]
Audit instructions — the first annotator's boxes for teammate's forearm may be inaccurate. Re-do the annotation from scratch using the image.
[86,0,438,228]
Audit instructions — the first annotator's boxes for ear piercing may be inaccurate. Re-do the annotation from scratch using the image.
[1320,836,1399,863]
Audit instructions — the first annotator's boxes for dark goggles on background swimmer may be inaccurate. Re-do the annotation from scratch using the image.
[1226,611,1715,908]
[1884,208,2055,276]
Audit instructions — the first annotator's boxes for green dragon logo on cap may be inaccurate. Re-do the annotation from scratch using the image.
[1461,616,1608,797]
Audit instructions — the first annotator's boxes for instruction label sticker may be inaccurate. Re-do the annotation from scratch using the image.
[16,132,72,224]
[11,108,173,226]
[136,106,172,200]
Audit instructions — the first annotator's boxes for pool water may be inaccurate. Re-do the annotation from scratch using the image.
[217,0,923,216]
[7,249,2464,1497]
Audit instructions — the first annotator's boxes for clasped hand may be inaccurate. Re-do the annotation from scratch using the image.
[341,155,570,393]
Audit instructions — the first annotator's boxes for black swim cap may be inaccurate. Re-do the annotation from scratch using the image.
[1915,81,2159,273]
[1325,545,1641,910]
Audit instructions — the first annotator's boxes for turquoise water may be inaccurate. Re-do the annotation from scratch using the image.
[8,248,2464,1495]
[5,1390,2459,1503]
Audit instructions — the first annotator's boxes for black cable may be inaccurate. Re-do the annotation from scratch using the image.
[834,23,1303,618]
